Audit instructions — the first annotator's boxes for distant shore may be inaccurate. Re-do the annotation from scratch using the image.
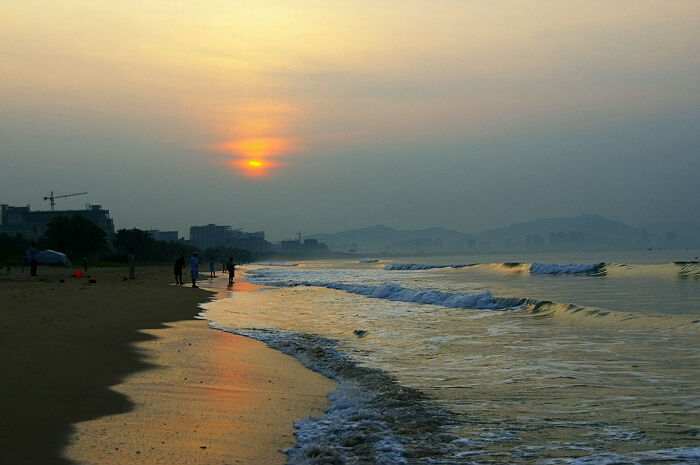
[0,265,335,463]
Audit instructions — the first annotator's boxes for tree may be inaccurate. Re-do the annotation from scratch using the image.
[112,229,158,260]
[112,228,196,262]
[40,215,108,261]
[0,232,29,263]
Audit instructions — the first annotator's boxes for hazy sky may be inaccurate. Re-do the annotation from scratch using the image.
[2,1,699,241]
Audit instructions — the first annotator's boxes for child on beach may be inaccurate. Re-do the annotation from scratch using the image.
[209,257,216,277]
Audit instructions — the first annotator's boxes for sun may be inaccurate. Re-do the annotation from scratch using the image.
[210,137,293,178]
[227,158,280,177]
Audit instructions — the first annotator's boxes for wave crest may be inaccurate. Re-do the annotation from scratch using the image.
[529,263,606,275]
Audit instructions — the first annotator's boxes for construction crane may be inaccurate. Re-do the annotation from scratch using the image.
[44,191,88,211]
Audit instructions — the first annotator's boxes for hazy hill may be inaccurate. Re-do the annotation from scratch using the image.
[477,214,642,242]
[308,225,473,253]
[306,215,700,253]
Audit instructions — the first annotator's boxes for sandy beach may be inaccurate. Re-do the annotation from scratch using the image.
[0,264,336,464]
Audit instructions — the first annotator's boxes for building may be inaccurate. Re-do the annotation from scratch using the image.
[189,224,268,253]
[189,224,233,250]
[280,238,330,254]
[1,204,116,242]
[146,230,180,242]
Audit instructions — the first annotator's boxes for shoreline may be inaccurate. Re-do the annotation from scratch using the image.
[0,265,336,463]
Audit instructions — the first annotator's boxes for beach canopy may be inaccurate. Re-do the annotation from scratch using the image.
[37,250,72,266]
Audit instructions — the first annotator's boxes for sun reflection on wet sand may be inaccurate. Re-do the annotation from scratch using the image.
[64,311,335,463]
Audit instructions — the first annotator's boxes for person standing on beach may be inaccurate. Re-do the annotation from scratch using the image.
[21,253,27,273]
[28,242,38,276]
[209,257,216,277]
[127,248,136,279]
[174,256,185,285]
[226,256,236,286]
[190,252,200,288]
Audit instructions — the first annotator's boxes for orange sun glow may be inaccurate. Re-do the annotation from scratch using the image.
[227,158,280,177]
[211,137,293,178]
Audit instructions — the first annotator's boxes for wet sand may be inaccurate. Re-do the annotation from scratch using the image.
[0,265,336,464]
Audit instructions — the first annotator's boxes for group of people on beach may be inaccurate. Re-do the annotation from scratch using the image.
[18,242,238,287]
[173,252,236,287]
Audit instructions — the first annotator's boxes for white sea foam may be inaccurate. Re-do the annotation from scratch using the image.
[207,325,458,464]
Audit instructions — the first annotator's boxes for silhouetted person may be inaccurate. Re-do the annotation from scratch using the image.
[21,253,27,273]
[174,256,185,285]
[127,248,135,279]
[209,257,216,277]
[28,242,38,276]
[227,256,236,286]
[191,252,200,287]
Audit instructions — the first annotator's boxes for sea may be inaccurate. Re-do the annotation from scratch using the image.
[200,249,700,464]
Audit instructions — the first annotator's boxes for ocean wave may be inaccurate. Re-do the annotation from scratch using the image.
[326,282,528,310]
[206,326,458,464]
[529,263,606,275]
[256,262,299,267]
[244,269,527,310]
[674,261,700,279]
[541,446,700,465]
[383,262,606,275]
[208,322,700,465]
[384,263,475,270]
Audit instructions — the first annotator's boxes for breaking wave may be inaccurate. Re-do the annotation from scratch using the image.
[674,261,700,279]
[529,262,606,275]
[385,262,606,275]
[384,263,475,270]
[244,269,528,311]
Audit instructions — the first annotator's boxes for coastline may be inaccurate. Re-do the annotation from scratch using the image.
[0,265,335,463]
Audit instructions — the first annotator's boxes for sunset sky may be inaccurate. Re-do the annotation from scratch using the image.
[1,1,699,241]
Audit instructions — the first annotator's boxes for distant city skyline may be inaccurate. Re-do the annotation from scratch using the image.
[2,2,699,242]
[3,198,697,250]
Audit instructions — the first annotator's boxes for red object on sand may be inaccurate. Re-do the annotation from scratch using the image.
[75,270,83,278]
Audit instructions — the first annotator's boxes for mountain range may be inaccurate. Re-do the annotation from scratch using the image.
[307,215,700,254]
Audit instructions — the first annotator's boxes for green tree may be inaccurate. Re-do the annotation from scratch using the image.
[40,215,108,261]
